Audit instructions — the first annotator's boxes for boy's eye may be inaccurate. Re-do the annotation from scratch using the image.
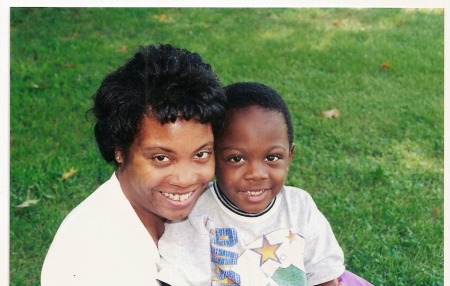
[230,155,244,163]
[265,155,280,162]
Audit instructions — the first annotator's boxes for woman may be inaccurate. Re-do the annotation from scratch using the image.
[41,44,227,285]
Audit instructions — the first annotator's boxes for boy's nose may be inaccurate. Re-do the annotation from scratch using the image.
[244,161,268,181]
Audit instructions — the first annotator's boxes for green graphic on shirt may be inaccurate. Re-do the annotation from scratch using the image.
[271,265,307,286]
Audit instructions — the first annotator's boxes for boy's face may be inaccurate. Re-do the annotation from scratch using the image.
[215,106,294,213]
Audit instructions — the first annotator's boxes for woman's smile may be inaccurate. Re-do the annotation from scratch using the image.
[160,190,195,202]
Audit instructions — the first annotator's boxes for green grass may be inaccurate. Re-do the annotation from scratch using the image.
[10,8,443,285]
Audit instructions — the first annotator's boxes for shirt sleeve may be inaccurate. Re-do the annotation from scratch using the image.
[157,215,211,286]
[303,194,345,286]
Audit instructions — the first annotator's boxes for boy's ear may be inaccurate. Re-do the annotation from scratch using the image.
[288,144,295,164]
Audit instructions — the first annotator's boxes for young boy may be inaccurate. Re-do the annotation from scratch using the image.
[158,82,371,286]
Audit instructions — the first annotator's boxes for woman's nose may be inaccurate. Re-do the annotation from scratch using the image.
[168,162,199,188]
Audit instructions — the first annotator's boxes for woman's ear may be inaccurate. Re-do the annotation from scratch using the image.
[115,149,124,164]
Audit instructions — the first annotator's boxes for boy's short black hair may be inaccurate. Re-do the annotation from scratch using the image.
[88,44,226,168]
[223,82,293,146]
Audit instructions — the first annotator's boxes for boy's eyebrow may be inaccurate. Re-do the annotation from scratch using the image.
[266,145,288,152]
[220,145,287,152]
[220,146,246,152]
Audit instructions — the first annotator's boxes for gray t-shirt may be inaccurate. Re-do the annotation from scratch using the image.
[158,182,345,286]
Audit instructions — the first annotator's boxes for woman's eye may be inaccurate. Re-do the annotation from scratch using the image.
[230,156,244,163]
[195,151,211,159]
[265,155,280,162]
[154,155,169,162]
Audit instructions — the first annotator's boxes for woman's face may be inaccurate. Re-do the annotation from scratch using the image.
[116,116,215,222]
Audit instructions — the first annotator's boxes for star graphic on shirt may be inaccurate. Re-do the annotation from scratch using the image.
[251,235,282,266]
[287,230,297,243]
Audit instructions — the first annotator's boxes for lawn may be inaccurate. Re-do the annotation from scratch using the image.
[10,8,443,285]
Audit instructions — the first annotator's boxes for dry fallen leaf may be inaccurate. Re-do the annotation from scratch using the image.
[119,45,128,53]
[153,14,168,21]
[30,82,40,88]
[16,187,39,208]
[58,168,79,181]
[62,63,75,68]
[380,62,391,70]
[16,199,40,208]
[321,108,341,119]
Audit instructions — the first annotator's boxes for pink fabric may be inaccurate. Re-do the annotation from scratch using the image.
[338,270,373,286]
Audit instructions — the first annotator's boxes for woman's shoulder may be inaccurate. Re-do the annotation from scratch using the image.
[41,173,159,285]
[56,173,126,227]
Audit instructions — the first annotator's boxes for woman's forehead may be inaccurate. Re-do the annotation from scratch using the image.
[135,116,213,151]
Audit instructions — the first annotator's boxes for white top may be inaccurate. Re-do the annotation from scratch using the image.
[158,182,345,286]
[41,173,160,286]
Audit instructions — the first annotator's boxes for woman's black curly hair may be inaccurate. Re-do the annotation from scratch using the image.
[88,44,226,168]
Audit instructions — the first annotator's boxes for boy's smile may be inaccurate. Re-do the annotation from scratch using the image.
[215,106,294,213]
[238,188,272,206]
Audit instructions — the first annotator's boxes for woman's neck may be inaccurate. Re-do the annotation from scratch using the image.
[131,204,166,245]
[115,172,165,245]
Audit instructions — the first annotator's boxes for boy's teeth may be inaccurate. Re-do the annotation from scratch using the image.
[245,190,265,196]
[161,191,193,202]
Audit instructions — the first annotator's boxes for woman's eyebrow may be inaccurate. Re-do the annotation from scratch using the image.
[196,142,214,151]
[142,146,174,153]
[142,142,214,154]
